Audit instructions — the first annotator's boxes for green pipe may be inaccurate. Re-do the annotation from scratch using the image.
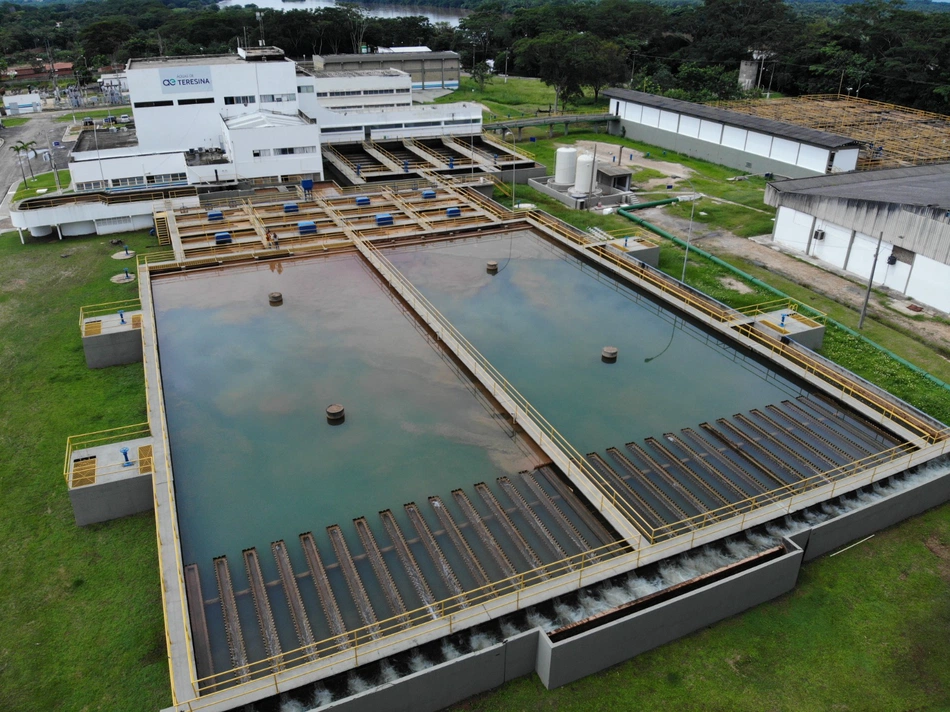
[619,197,681,211]
[616,209,950,392]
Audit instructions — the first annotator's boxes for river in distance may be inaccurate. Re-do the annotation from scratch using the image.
[218,0,468,26]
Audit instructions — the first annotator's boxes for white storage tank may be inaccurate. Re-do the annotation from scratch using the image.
[554,147,577,184]
[573,154,595,194]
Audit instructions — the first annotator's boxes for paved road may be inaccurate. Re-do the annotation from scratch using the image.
[0,112,73,229]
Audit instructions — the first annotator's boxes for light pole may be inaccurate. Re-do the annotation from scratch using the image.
[674,174,699,283]
[46,129,62,192]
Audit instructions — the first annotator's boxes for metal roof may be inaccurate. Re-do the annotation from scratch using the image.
[768,163,950,209]
[316,51,459,63]
[604,88,860,150]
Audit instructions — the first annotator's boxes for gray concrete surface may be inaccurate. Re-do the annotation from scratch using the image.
[69,469,154,526]
[83,327,144,368]
[537,538,803,689]
[0,111,69,231]
[802,466,950,561]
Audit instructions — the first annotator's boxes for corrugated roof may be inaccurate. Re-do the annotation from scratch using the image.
[769,163,950,208]
[316,51,459,63]
[605,88,860,150]
[225,112,308,129]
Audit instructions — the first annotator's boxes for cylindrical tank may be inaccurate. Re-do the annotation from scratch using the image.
[574,154,595,194]
[554,147,577,184]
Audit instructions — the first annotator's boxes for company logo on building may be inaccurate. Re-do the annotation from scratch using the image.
[160,67,213,94]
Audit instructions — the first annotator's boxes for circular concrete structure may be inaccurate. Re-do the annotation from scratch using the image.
[326,404,345,424]
[487,261,499,273]
[268,292,283,306]
[601,346,618,362]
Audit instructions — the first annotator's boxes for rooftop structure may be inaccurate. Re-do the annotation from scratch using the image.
[605,89,861,178]
[714,95,950,170]
[766,164,950,312]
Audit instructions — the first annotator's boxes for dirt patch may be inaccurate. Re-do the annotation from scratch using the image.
[924,535,950,581]
[719,276,754,295]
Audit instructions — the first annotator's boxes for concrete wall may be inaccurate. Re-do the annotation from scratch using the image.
[69,471,153,526]
[611,118,821,179]
[83,329,143,368]
[536,539,803,689]
[314,630,538,712]
[801,469,950,561]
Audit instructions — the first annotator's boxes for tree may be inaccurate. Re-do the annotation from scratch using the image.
[515,32,589,112]
[471,61,491,91]
[9,142,27,186]
[11,140,36,183]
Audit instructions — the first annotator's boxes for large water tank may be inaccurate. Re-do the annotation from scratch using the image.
[574,154,595,194]
[554,147,577,184]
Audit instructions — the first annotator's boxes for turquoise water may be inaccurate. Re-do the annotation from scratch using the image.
[386,231,806,454]
[153,255,542,593]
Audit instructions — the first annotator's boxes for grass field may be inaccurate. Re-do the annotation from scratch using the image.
[12,170,71,201]
[0,230,170,711]
[1,116,31,127]
[436,77,607,121]
[1,201,949,710]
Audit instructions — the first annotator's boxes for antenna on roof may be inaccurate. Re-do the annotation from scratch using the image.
[256,12,265,48]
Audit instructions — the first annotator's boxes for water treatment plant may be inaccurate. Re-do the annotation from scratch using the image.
[11,43,941,712]
[60,170,950,712]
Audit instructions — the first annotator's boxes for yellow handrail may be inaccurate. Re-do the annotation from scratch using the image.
[78,298,142,328]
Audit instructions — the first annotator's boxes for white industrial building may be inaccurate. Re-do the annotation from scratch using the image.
[3,92,42,114]
[68,46,480,191]
[766,164,950,313]
[605,89,861,179]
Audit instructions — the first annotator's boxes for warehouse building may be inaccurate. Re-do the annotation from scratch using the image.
[766,164,950,313]
[606,89,861,179]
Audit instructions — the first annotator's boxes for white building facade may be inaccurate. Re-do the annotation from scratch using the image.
[767,166,950,313]
[605,89,861,179]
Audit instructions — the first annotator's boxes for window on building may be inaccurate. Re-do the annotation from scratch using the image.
[328,90,362,97]
[146,173,187,184]
[260,93,295,103]
[444,118,479,125]
[224,95,256,105]
[297,86,315,94]
[178,97,215,106]
[133,100,174,108]
[364,89,396,95]
[273,146,317,156]
[111,176,146,187]
[252,149,273,158]
[321,126,358,133]
[395,88,410,94]
[406,121,441,128]
[77,180,105,191]
[316,92,329,97]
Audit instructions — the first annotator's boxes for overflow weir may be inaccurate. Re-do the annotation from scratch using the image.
[119,180,950,712]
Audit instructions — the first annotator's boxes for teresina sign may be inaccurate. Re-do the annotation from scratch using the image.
[160,67,213,94]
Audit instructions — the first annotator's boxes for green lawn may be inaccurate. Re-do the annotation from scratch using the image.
[55,108,133,123]
[0,230,170,711]
[12,170,71,201]
[1,215,949,711]
[435,77,607,121]
[1,116,31,127]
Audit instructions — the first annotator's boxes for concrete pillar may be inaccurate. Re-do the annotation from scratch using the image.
[17,228,24,245]
[56,224,63,240]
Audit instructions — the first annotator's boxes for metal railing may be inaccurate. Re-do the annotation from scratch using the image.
[63,423,152,487]
[480,132,536,160]
[78,298,144,335]
[17,186,196,210]
[735,297,826,324]
[191,537,631,695]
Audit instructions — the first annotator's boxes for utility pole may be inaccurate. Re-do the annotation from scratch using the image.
[858,231,884,329]
[46,130,62,192]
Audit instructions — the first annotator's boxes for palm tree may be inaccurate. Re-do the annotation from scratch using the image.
[19,140,37,180]
[9,142,28,186]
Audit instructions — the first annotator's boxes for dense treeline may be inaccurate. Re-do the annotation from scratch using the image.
[2,0,949,113]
